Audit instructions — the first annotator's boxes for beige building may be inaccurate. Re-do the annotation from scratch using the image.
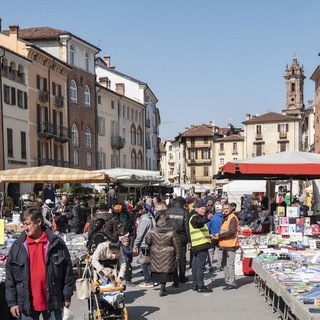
[96,82,145,169]
[242,112,300,157]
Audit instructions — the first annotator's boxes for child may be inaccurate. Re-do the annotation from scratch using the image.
[121,236,134,286]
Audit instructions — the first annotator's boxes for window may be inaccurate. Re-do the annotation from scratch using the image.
[169,153,173,160]
[7,128,13,157]
[71,124,79,147]
[17,90,23,108]
[131,108,134,121]
[279,142,287,152]
[203,167,209,177]
[21,131,26,159]
[84,85,90,107]
[202,149,210,159]
[131,125,136,144]
[70,45,75,65]
[122,104,125,116]
[256,144,262,156]
[123,154,126,168]
[137,152,142,169]
[278,123,289,135]
[135,110,138,122]
[111,101,114,109]
[189,150,197,160]
[122,128,126,140]
[219,143,224,152]
[11,87,16,105]
[98,152,106,169]
[52,82,61,96]
[4,85,10,104]
[137,126,142,146]
[98,117,105,136]
[97,95,102,104]
[73,150,79,166]
[36,75,47,91]
[256,125,262,135]
[70,80,77,103]
[219,158,224,166]
[232,143,238,153]
[87,152,92,167]
[85,53,89,71]
[169,145,172,151]
[131,150,137,169]
[203,136,208,144]
[85,127,92,149]
[127,106,130,118]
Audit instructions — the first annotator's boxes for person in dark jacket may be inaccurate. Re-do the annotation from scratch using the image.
[165,196,190,286]
[68,196,87,234]
[88,203,124,241]
[189,200,212,293]
[113,204,133,236]
[5,207,73,319]
[145,213,180,296]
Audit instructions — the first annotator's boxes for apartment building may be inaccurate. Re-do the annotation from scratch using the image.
[16,26,100,169]
[96,56,160,170]
[96,82,145,169]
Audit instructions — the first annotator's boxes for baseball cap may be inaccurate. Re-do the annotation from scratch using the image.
[133,204,143,212]
[45,199,53,205]
[215,204,223,211]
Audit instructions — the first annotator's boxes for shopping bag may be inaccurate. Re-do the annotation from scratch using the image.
[62,307,75,320]
[75,260,91,300]
[136,252,151,265]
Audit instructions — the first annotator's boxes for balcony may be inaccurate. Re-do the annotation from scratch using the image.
[168,159,175,165]
[232,149,238,155]
[55,95,64,107]
[39,90,49,102]
[111,136,125,149]
[186,141,210,148]
[255,132,263,140]
[252,152,265,157]
[37,158,70,167]
[218,150,225,155]
[279,132,287,139]
[145,118,151,128]
[52,125,71,143]
[37,121,54,139]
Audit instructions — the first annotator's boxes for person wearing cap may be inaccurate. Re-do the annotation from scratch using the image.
[113,204,134,236]
[42,199,54,229]
[207,202,224,272]
[132,204,156,288]
[212,202,239,290]
[189,200,212,293]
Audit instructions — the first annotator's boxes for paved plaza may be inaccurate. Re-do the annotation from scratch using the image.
[70,256,278,320]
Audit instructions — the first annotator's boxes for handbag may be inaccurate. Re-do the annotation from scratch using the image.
[62,307,75,320]
[137,252,151,265]
[75,260,91,300]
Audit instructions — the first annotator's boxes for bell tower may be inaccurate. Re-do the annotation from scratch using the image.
[283,58,305,117]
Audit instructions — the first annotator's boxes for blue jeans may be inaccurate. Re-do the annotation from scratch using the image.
[21,309,62,320]
[192,249,208,288]
[140,248,152,283]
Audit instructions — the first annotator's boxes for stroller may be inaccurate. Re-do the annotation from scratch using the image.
[85,257,128,320]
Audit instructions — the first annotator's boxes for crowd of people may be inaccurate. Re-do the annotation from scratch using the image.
[4,191,242,319]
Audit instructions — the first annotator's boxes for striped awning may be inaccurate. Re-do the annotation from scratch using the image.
[0,165,109,183]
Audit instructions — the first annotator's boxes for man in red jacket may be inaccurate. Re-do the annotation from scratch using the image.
[5,207,73,319]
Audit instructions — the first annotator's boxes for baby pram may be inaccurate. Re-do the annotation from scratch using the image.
[86,262,128,320]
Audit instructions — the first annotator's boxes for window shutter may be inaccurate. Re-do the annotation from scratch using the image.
[286,124,289,132]
[36,75,40,89]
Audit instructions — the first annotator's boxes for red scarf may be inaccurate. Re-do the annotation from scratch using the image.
[26,231,48,311]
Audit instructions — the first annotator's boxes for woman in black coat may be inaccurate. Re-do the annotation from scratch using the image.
[145,213,180,296]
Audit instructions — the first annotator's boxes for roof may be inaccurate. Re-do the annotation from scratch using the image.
[4,26,100,52]
[181,124,213,137]
[242,112,299,124]
[215,134,244,142]
[159,142,166,153]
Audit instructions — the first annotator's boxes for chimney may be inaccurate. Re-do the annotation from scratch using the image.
[103,56,111,67]
[99,77,110,89]
[246,113,251,120]
[115,83,125,96]
[308,100,313,108]
[9,24,19,36]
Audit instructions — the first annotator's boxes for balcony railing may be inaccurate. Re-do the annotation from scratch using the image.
[52,125,71,143]
[39,90,49,102]
[55,95,64,107]
[279,132,287,139]
[111,136,125,149]
[36,158,70,167]
[38,121,54,139]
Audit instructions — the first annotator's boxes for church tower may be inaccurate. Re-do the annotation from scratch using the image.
[283,58,305,117]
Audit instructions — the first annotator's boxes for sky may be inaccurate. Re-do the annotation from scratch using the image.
[2,1,320,140]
